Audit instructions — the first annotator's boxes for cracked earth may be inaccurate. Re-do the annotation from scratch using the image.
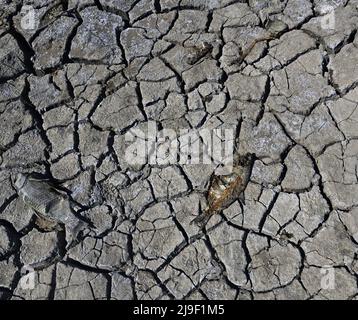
[1,0,358,300]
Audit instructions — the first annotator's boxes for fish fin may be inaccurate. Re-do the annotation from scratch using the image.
[47,185,69,198]
[65,225,84,251]
[31,176,69,198]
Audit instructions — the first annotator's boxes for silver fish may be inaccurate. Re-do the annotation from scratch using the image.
[14,173,86,247]
[191,153,255,226]
[229,20,287,67]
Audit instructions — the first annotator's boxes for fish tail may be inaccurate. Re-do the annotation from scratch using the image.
[65,220,89,250]
[190,212,212,227]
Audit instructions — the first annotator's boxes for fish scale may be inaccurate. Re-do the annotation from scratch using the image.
[22,193,48,215]
[21,180,66,220]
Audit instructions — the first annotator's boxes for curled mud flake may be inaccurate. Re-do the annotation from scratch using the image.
[185,42,214,65]
[265,19,289,37]
[13,173,87,247]
[191,153,255,226]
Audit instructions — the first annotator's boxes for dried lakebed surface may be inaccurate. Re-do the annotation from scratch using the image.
[1,0,358,300]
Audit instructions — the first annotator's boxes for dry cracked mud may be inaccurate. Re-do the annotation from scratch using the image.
[1,0,358,300]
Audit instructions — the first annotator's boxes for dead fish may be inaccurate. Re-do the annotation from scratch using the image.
[228,35,274,66]
[185,42,213,65]
[14,173,87,248]
[191,153,255,227]
[228,20,288,67]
